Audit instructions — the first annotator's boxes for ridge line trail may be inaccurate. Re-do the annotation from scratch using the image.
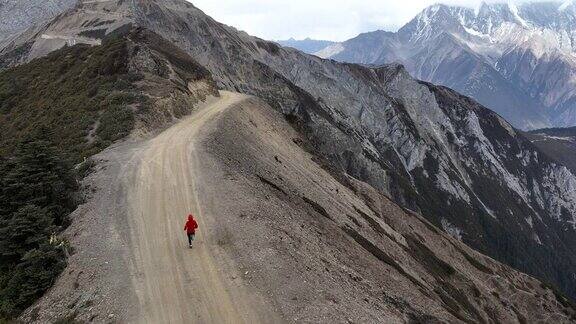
[125,91,277,323]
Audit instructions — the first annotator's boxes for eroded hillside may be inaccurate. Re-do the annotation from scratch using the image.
[130,0,576,300]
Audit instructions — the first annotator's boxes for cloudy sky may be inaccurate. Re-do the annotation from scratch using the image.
[190,0,540,41]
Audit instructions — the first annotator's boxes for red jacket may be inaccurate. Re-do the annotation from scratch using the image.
[184,215,198,234]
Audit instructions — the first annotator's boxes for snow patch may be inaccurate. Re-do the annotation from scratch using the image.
[559,0,574,11]
[508,3,529,28]
[436,168,471,204]
[314,43,344,59]
[441,218,464,241]
[463,26,489,38]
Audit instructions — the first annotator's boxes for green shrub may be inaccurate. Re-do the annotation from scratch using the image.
[0,206,57,263]
[0,139,77,319]
[97,105,135,143]
[0,139,77,226]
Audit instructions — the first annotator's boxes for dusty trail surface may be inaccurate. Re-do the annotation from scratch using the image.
[125,91,278,323]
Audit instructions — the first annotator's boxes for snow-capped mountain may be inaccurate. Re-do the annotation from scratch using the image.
[314,1,576,130]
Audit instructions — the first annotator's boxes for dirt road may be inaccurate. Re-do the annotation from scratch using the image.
[125,91,278,323]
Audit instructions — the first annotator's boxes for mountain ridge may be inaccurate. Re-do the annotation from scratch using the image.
[129,0,576,300]
[312,1,576,130]
[527,126,576,173]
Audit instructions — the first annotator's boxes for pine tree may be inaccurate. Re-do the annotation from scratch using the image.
[0,205,57,264]
[0,244,66,318]
[0,156,10,221]
[0,137,76,319]
[0,138,77,226]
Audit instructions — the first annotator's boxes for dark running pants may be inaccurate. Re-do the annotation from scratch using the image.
[187,233,195,245]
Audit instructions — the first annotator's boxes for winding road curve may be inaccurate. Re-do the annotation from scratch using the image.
[125,92,276,323]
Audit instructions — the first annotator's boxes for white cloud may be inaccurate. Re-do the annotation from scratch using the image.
[189,0,548,41]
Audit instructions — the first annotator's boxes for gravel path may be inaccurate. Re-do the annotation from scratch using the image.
[124,91,280,323]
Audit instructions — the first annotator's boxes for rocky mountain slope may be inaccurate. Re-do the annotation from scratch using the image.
[195,97,576,323]
[133,0,576,300]
[0,0,134,68]
[313,1,576,130]
[526,126,576,173]
[0,0,76,45]
[3,0,576,308]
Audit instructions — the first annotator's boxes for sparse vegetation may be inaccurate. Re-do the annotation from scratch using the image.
[0,36,142,164]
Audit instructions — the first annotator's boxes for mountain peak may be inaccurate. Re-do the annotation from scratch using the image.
[398,3,473,42]
[560,0,575,11]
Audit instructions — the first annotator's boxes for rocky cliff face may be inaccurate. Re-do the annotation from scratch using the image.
[0,0,77,45]
[4,0,576,302]
[0,0,133,68]
[527,126,576,173]
[314,1,576,130]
